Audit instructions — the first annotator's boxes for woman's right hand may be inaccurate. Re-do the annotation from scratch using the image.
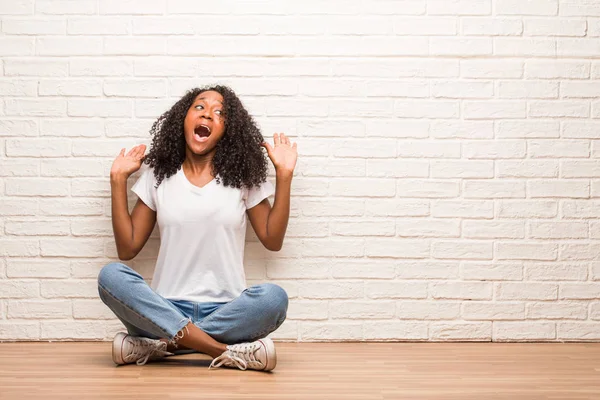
[110,144,147,179]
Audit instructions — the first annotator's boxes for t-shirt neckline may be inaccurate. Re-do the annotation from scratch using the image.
[178,167,217,194]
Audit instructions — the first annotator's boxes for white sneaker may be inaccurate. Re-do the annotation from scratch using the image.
[112,332,173,366]
[209,337,277,371]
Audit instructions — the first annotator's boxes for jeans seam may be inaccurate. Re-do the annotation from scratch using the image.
[98,283,175,339]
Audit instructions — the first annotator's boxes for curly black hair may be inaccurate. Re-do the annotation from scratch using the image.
[143,85,269,189]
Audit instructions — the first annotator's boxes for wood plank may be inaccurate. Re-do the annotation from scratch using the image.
[1,342,600,399]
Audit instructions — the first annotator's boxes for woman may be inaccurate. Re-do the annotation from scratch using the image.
[97,85,297,371]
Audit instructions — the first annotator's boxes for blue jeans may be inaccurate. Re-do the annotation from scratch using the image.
[97,262,288,350]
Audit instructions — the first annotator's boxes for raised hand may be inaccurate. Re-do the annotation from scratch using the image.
[110,144,147,179]
[261,133,297,177]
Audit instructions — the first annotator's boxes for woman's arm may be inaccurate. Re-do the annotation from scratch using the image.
[247,171,292,251]
[110,145,157,260]
[247,133,297,251]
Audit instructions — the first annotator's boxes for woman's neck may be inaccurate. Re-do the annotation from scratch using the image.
[183,148,215,177]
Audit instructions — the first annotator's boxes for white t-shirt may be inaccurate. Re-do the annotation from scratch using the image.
[131,166,275,303]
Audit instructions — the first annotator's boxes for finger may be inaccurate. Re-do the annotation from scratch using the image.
[138,144,147,159]
[261,142,273,155]
[274,133,280,146]
[135,144,146,159]
[125,147,135,157]
[292,142,297,150]
[283,133,290,145]
[118,148,125,157]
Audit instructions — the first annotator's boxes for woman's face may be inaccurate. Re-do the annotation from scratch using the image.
[183,90,226,156]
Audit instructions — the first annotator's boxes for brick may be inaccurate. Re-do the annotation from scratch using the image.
[526,263,588,281]
[430,38,492,56]
[461,263,523,281]
[464,101,526,119]
[68,17,130,34]
[68,99,132,118]
[461,60,523,78]
[557,39,600,57]
[331,260,395,279]
[529,101,590,118]
[40,279,98,298]
[366,238,429,258]
[105,37,167,56]
[427,0,491,15]
[100,0,165,14]
[563,122,600,138]
[5,99,66,117]
[431,160,493,178]
[301,199,364,217]
[528,180,588,198]
[529,140,589,158]
[331,220,395,237]
[39,79,102,97]
[396,261,459,279]
[527,302,587,319]
[0,119,38,137]
[0,159,38,177]
[496,121,559,138]
[396,301,459,320]
[40,119,103,138]
[496,242,557,261]
[497,160,558,178]
[430,322,491,341]
[41,239,104,257]
[494,322,555,340]
[8,300,71,319]
[463,221,525,239]
[333,139,396,158]
[558,323,600,340]
[7,259,70,278]
[462,18,522,35]
[299,120,365,138]
[5,220,69,236]
[464,140,526,158]
[525,60,590,79]
[432,200,493,219]
[41,321,105,340]
[397,141,461,158]
[329,179,395,197]
[497,200,557,219]
[364,322,428,340]
[0,280,39,298]
[0,322,39,340]
[464,180,525,199]
[560,243,600,261]
[0,38,34,56]
[496,282,558,300]
[299,281,364,299]
[529,221,588,239]
[6,178,69,197]
[104,79,166,98]
[0,79,37,96]
[394,100,459,118]
[394,17,456,35]
[498,81,558,99]
[431,281,493,300]
[560,284,600,300]
[72,299,116,319]
[300,322,362,341]
[330,301,395,319]
[495,38,556,56]
[430,121,493,139]
[367,159,428,178]
[0,0,33,14]
[0,199,38,216]
[432,240,493,260]
[365,281,427,299]
[395,218,460,238]
[70,59,132,77]
[4,59,68,76]
[366,199,428,217]
[39,199,104,216]
[462,302,525,320]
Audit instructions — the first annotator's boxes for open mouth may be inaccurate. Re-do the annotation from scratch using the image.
[194,124,211,141]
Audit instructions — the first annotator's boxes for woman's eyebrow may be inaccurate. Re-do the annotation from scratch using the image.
[196,97,223,104]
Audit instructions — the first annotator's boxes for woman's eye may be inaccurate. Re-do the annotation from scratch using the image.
[215,110,222,115]
[195,105,203,110]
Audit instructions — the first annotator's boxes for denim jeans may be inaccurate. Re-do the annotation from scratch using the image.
[97,262,288,350]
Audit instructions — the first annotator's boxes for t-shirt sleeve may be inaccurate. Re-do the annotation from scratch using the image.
[131,167,157,211]
[244,179,275,210]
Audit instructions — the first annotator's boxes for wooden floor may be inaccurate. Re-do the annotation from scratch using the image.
[1,342,600,400]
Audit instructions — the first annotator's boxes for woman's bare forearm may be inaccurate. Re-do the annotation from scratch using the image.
[110,174,136,260]
[265,171,292,251]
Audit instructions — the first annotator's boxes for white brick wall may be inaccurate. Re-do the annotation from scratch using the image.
[2,0,600,342]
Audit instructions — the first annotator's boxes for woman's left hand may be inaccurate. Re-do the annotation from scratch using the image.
[261,133,298,176]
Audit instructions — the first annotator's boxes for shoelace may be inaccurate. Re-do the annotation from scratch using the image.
[208,342,263,371]
[125,338,172,366]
